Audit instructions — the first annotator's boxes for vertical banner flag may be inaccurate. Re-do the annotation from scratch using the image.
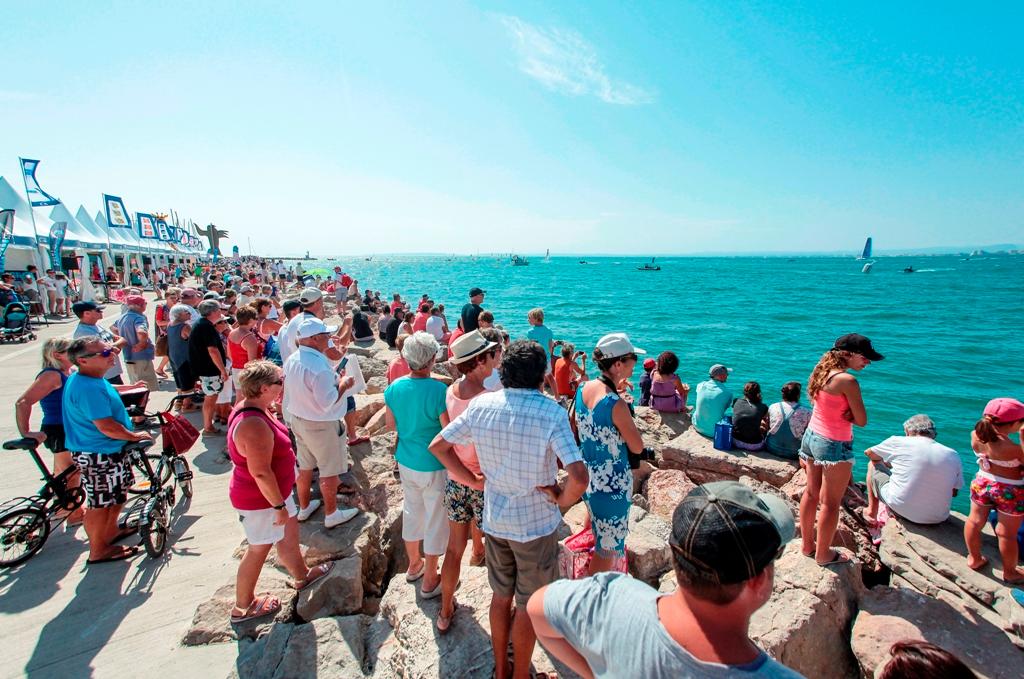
[48,222,67,271]
[179,227,190,247]
[19,159,60,207]
[0,209,15,273]
[155,218,171,241]
[232,245,240,259]
[103,194,132,228]
[136,213,157,239]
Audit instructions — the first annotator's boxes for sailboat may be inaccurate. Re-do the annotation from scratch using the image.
[637,257,661,271]
[544,248,550,263]
[856,237,872,260]
[511,254,529,266]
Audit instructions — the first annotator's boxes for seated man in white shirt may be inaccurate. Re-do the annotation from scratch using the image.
[864,414,963,525]
[283,318,359,529]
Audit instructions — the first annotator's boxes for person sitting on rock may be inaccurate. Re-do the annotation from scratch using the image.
[692,364,733,437]
[764,382,811,460]
[877,640,978,679]
[649,351,689,413]
[527,481,803,678]
[862,414,962,526]
[731,381,769,451]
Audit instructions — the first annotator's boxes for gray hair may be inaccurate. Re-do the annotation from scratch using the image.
[197,300,222,318]
[66,337,103,366]
[170,303,193,323]
[402,331,439,371]
[903,414,937,439]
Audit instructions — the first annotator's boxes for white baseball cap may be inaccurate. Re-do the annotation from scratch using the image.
[595,332,645,359]
[298,287,323,305]
[296,317,338,339]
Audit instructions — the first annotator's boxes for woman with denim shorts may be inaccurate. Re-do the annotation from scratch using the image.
[799,334,883,566]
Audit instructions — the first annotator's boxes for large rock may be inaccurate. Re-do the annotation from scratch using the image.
[644,469,697,521]
[750,543,864,679]
[348,339,390,357]
[852,586,1020,679]
[362,407,388,436]
[626,506,673,584]
[365,375,388,395]
[183,568,296,645]
[351,393,385,427]
[296,556,364,621]
[660,429,799,487]
[231,615,368,679]
[298,506,389,596]
[633,406,691,449]
[878,513,1024,649]
[358,356,388,380]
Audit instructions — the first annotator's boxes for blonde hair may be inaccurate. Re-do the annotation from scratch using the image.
[238,360,281,399]
[166,286,182,298]
[528,307,544,323]
[42,337,72,370]
[807,349,853,400]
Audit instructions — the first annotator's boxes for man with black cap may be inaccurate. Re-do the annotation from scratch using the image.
[528,481,803,678]
[73,301,128,384]
[461,287,485,332]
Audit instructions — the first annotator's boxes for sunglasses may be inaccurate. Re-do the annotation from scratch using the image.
[81,348,115,359]
[271,378,285,385]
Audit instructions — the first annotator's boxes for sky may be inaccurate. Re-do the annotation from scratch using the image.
[1,1,1022,255]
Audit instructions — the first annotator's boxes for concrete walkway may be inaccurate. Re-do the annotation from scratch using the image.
[0,298,241,678]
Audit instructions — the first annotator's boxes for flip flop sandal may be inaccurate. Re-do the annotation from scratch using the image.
[230,594,281,623]
[405,561,426,583]
[436,598,457,635]
[816,551,852,567]
[421,581,443,599]
[291,561,335,590]
[347,437,370,446]
[87,545,140,564]
[967,556,990,572]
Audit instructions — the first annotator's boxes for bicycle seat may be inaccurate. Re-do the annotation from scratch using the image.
[3,437,40,451]
[122,439,155,454]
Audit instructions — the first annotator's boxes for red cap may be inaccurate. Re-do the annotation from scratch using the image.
[643,358,656,371]
[984,398,1024,424]
[125,295,147,307]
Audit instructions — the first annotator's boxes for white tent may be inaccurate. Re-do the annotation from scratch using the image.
[49,203,106,249]
[0,175,53,271]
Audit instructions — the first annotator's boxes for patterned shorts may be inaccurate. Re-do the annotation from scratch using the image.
[970,476,1024,517]
[444,479,483,527]
[200,375,224,396]
[74,451,135,509]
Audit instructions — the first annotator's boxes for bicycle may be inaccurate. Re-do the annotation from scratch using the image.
[120,438,176,558]
[0,437,85,568]
[124,392,199,504]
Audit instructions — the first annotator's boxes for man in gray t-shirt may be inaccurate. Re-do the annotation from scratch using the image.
[72,301,127,383]
[528,482,805,679]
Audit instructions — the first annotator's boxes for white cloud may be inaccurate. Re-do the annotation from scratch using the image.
[500,16,654,105]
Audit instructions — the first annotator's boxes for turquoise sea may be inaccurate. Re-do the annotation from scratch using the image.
[313,254,1024,513]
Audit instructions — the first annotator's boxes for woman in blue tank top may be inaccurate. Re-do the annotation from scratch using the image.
[14,337,82,523]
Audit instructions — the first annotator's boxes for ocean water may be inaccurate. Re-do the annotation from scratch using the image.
[311,254,1024,513]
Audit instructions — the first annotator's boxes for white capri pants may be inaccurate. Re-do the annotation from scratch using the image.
[398,464,450,556]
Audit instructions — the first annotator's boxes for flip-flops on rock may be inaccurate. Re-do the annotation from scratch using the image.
[816,551,852,567]
[406,561,426,583]
[436,598,457,635]
[231,594,281,623]
[290,561,334,590]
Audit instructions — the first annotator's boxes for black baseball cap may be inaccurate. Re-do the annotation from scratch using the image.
[72,301,105,316]
[469,287,485,297]
[282,300,302,315]
[833,333,884,361]
[670,481,795,585]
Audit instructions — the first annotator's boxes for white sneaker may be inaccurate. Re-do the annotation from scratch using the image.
[297,499,322,522]
[324,507,359,528]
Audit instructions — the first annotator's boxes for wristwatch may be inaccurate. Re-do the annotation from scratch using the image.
[272,502,286,510]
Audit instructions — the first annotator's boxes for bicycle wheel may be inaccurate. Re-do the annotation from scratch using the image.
[0,507,51,567]
[139,499,168,558]
[128,454,172,495]
[172,457,193,499]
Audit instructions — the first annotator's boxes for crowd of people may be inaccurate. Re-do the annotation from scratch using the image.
[10,255,1016,678]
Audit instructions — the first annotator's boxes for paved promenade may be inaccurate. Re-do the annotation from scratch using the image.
[0,296,239,678]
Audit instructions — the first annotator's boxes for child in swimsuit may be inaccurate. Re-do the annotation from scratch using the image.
[963,398,1024,584]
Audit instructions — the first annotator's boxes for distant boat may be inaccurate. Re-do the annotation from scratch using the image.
[856,237,873,260]
[862,262,874,273]
[578,259,588,264]
[365,256,373,261]
[511,255,529,266]
[903,266,915,273]
[637,257,661,271]
[544,248,550,263]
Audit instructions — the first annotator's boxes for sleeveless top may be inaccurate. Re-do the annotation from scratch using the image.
[650,375,684,413]
[765,402,806,457]
[38,368,67,426]
[809,374,853,442]
[554,358,575,396]
[167,322,190,369]
[228,335,252,369]
[445,383,481,475]
[574,388,633,499]
[227,407,297,510]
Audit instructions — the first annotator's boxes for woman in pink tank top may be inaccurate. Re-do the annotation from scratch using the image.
[433,330,499,634]
[228,360,332,624]
[799,334,883,568]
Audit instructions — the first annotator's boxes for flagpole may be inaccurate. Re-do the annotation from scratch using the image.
[18,158,46,271]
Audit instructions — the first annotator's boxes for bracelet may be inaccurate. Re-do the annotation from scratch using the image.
[272,502,286,510]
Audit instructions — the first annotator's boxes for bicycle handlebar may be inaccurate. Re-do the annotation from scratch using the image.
[3,437,41,451]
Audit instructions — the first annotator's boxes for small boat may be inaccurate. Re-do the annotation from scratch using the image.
[637,257,660,271]
[544,248,550,263]
[856,237,873,260]
[365,256,373,261]
[903,266,915,273]
[862,261,874,273]
[511,255,529,266]
[578,259,588,264]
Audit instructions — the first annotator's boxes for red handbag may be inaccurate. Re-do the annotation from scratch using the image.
[161,412,200,454]
[558,527,629,580]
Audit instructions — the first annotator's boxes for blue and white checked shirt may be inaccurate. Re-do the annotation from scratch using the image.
[441,388,583,542]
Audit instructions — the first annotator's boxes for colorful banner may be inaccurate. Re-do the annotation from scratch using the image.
[0,209,14,273]
[19,158,60,207]
[156,219,171,241]
[103,194,132,228]
[136,212,157,239]
[48,221,67,271]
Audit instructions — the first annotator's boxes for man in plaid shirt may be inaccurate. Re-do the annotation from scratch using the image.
[430,339,589,679]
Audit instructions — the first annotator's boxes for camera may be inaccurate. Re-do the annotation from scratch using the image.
[628,446,657,470]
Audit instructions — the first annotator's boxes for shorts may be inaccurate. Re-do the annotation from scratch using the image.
[346,395,356,414]
[237,496,298,545]
[799,429,854,466]
[291,416,347,477]
[172,362,194,391]
[125,360,159,391]
[74,451,135,509]
[444,479,483,527]
[970,475,1024,517]
[216,375,235,404]
[869,462,892,498]
[200,375,224,396]
[41,423,66,454]
[485,532,559,608]
[399,465,449,555]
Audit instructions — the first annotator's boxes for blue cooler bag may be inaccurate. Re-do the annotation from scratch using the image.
[713,419,733,451]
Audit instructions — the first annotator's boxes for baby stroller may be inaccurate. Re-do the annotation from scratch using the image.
[0,302,36,343]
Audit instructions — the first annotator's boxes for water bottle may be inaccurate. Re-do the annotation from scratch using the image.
[713,418,733,451]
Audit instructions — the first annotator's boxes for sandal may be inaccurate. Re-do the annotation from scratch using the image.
[347,436,370,447]
[406,560,426,583]
[230,594,281,623]
[290,561,334,590]
[436,598,457,635]
[816,551,852,567]
[87,545,140,564]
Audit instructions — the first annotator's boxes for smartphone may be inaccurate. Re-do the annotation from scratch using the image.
[336,356,349,374]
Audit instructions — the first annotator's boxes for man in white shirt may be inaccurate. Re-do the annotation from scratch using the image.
[864,414,963,525]
[425,307,446,342]
[279,288,352,362]
[39,269,58,315]
[283,318,359,529]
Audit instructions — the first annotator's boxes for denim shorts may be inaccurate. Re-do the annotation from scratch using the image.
[799,429,854,466]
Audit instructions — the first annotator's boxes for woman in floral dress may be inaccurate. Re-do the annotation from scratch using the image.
[574,333,647,574]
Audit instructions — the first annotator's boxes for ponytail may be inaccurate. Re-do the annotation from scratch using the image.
[974,415,1001,444]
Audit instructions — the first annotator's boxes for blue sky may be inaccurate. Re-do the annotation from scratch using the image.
[1,1,1021,255]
